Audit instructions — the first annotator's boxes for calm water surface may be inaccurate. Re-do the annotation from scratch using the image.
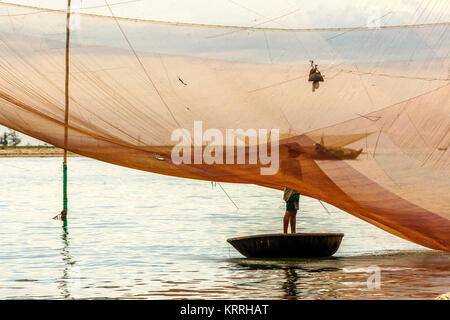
[0,157,449,299]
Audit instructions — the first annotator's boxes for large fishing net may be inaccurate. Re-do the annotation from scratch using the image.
[0,2,448,251]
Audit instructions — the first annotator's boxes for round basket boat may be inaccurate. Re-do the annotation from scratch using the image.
[227,233,344,258]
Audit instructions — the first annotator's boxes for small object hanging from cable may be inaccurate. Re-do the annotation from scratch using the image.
[308,60,324,92]
[178,76,187,86]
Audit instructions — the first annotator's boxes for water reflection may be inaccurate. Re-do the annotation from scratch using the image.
[229,259,343,299]
[227,252,450,299]
[57,221,77,299]
[282,268,299,299]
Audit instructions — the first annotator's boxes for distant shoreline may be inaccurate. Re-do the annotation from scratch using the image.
[0,146,81,158]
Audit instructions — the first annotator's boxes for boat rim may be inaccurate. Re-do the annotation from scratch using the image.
[227,233,345,242]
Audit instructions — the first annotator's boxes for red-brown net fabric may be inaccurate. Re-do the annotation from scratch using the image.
[0,3,448,251]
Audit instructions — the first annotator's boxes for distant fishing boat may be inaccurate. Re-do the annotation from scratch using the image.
[312,144,363,160]
[227,233,344,258]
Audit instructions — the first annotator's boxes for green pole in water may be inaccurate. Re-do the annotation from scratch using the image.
[60,0,71,221]
[63,162,68,211]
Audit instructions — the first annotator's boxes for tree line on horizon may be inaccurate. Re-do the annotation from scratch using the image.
[0,130,21,146]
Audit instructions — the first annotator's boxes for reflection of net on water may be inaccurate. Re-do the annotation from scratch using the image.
[0,2,448,251]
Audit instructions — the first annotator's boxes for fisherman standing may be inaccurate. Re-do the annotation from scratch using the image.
[283,187,300,234]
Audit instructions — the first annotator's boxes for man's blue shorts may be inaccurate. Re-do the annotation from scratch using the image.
[286,193,300,211]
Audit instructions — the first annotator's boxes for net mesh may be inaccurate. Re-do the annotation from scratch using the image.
[0,2,449,251]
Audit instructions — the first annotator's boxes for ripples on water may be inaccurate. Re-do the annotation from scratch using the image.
[0,158,448,299]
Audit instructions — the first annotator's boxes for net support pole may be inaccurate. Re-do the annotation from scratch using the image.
[61,0,71,221]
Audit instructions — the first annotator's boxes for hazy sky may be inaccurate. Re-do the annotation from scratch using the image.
[2,0,449,27]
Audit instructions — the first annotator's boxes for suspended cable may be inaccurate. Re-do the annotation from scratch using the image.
[326,11,394,41]
[340,69,449,81]
[225,0,312,60]
[103,0,182,129]
[263,31,273,63]
[0,0,144,17]
[104,0,242,210]
[218,183,239,210]
[0,2,447,33]
[248,63,344,93]
[318,200,331,215]
[206,7,303,39]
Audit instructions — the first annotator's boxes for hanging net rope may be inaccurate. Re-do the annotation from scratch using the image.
[0,2,449,251]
